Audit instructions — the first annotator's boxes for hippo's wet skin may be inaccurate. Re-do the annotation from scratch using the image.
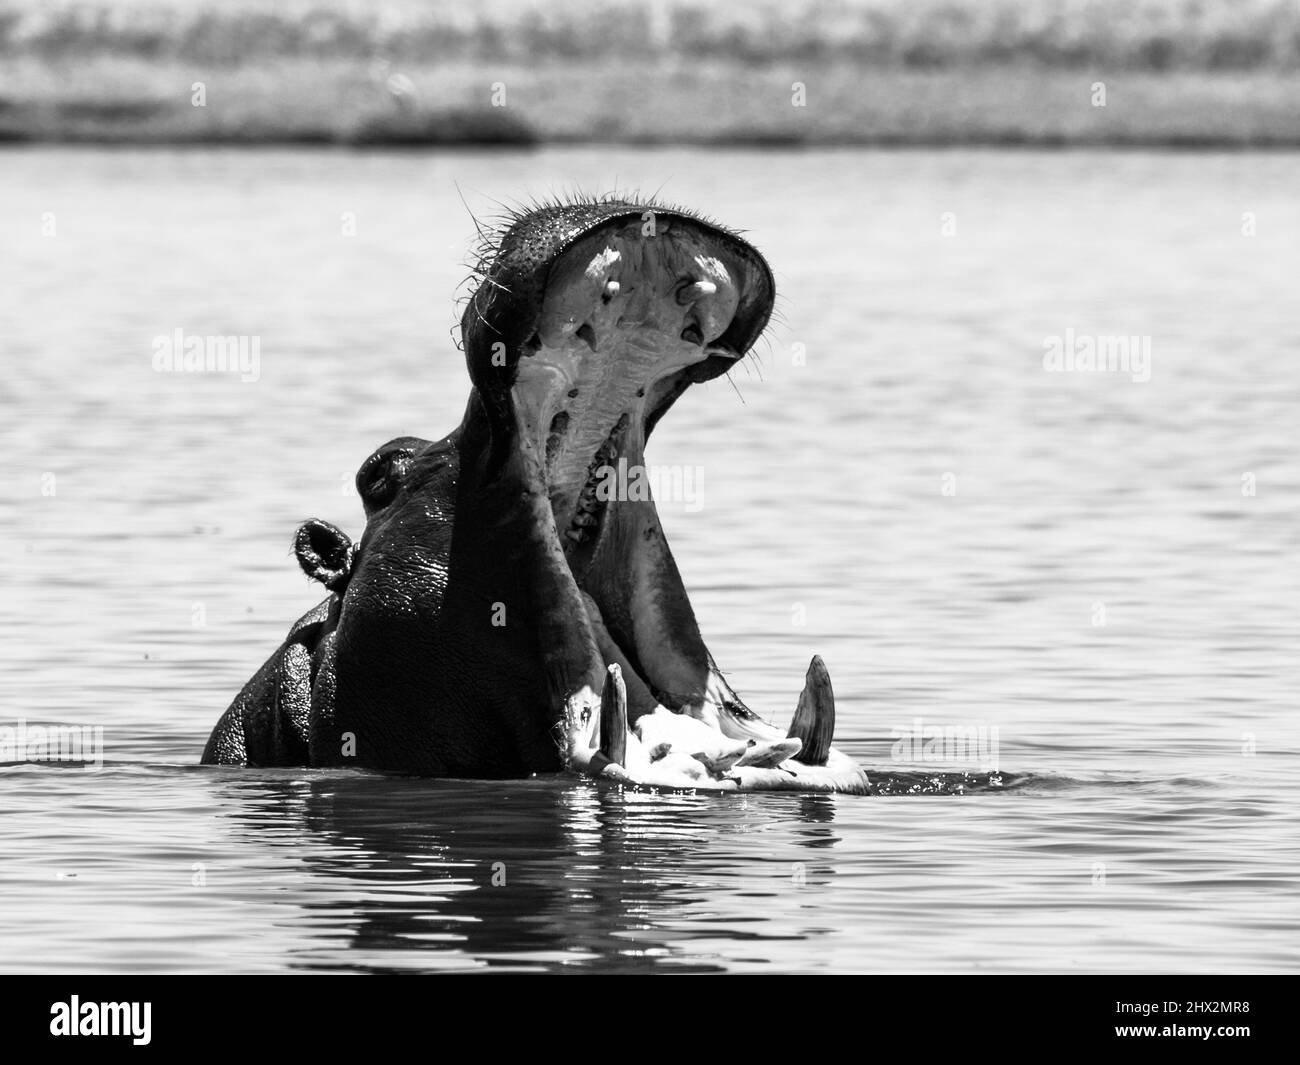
[202,197,869,793]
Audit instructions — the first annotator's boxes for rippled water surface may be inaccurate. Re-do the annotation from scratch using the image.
[2,147,1298,973]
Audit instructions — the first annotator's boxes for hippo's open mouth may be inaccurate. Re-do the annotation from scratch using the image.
[481,209,868,792]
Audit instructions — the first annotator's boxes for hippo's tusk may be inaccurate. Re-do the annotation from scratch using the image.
[786,655,835,766]
[585,750,633,782]
[602,280,620,303]
[599,663,627,765]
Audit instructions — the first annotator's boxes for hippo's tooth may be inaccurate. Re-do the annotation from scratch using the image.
[599,663,628,765]
[681,257,740,342]
[572,513,598,528]
[676,280,718,305]
[690,741,749,775]
[602,280,620,303]
[736,737,802,769]
[537,246,619,346]
[786,654,835,766]
[565,529,586,543]
[585,749,633,783]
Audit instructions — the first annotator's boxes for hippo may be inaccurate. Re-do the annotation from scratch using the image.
[202,196,868,793]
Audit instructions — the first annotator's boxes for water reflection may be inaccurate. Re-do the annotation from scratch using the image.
[215,772,844,971]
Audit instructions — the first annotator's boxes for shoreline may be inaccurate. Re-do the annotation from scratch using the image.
[5,60,1300,149]
[7,136,1300,151]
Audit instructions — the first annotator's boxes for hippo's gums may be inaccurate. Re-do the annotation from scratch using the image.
[202,196,869,793]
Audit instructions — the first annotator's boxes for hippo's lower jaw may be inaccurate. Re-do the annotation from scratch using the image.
[564,659,870,793]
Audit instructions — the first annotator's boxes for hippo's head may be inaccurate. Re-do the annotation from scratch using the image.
[234,198,868,791]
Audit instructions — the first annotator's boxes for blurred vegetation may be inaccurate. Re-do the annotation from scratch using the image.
[2,1,1299,145]
[4,0,1300,69]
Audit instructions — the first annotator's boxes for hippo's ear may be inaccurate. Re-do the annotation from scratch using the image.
[294,519,354,592]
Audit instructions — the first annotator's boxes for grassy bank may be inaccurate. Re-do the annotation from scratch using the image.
[8,0,1300,69]
[4,57,1300,147]
[4,1,1300,146]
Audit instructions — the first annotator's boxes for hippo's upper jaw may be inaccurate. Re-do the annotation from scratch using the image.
[459,201,868,792]
[202,196,869,794]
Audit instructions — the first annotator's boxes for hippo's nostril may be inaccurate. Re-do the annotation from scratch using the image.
[681,323,704,346]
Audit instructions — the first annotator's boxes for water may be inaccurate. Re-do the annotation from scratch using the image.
[2,147,1297,973]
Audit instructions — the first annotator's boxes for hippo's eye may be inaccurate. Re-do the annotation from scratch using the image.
[356,449,414,509]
